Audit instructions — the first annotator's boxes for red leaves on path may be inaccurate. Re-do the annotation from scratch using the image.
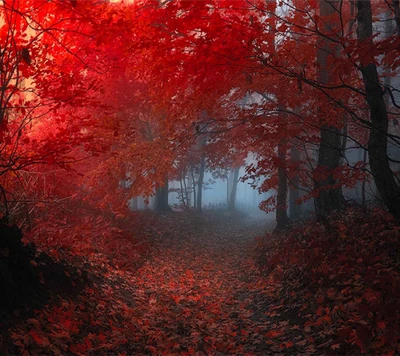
[10,213,276,354]
[8,209,400,355]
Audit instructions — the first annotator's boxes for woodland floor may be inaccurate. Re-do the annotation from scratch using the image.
[2,209,400,355]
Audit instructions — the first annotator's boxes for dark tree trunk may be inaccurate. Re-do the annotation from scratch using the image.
[191,165,197,209]
[361,149,367,205]
[276,140,290,230]
[196,154,206,213]
[155,176,170,212]
[183,172,190,207]
[289,142,301,219]
[179,178,186,208]
[383,9,393,108]
[228,167,240,211]
[315,0,342,217]
[315,125,343,215]
[357,0,400,222]
[393,0,400,35]
[226,173,230,206]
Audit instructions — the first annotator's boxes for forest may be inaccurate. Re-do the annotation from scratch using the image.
[0,0,400,354]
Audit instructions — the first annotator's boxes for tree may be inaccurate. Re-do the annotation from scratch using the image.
[0,0,113,216]
[0,0,124,308]
[356,0,400,222]
[314,0,343,217]
[228,166,240,212]
[26,0,396,225]
[155,176,171,212]
[196,138,207,213]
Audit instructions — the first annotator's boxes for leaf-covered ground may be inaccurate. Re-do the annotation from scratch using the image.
[2,209,400,355]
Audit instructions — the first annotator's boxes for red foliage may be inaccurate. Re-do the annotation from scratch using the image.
[4,209,399,355]
[0,0,399,355]
[256,208,400,354]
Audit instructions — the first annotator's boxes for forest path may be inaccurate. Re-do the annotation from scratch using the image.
[112,213,292,355]
[8,211,398,355]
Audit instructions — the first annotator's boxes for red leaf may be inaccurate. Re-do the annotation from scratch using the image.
[265,330,282,338]
[29,329,42,345]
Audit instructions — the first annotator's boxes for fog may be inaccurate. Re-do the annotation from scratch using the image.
[131,167,275,220]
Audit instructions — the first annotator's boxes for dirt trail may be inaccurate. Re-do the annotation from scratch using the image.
[111,214,286,355]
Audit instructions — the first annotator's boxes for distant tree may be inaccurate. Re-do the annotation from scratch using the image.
[228,166,240,212]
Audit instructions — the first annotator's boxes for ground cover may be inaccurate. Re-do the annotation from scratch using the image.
[1,208,399,355]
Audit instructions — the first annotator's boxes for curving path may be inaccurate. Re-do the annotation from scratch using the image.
[109,214,295,355]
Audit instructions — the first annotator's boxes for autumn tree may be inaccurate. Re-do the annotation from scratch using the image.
[26,0,398,226]
[356,0,400,222]
[0,0,114,218]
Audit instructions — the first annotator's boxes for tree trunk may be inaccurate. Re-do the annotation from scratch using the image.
[196,154,206,213]
[315,0,342,217]
[393,0,400,35]
[179,177,186,208]
[183,172,190,207]
[155,176,170,212]
[357,0,400,222]
[191,165,197,209]
[289,142,301,219]
[226,171,230,207]
[315,125,343,215]
[276,140,290,230]
[361,148,367,205]
[384,9,393,108]
[228,167,240,211]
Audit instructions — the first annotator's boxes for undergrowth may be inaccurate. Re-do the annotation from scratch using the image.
[256,207,400,354]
